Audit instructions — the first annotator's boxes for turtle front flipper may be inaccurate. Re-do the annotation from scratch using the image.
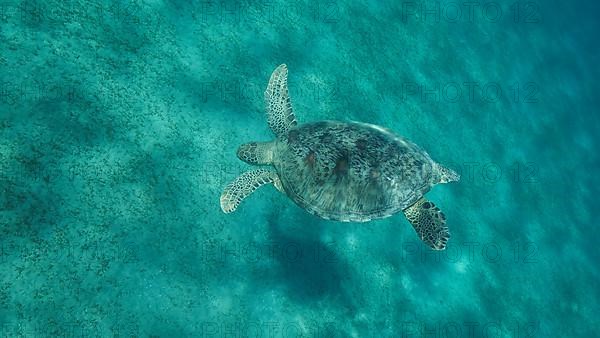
[220,169,282,213]
[402,198,450,250]
[264,64,297,138]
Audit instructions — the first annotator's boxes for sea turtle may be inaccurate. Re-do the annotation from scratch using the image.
[220,64,459,250]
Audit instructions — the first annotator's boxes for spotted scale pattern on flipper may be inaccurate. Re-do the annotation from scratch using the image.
[264,64,297,139]
[220,169,280,213]
[403,198,450,250]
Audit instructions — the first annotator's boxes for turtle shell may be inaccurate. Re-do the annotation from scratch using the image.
[273,121,438,222]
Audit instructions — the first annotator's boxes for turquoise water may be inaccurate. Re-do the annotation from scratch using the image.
[1,0,598,336]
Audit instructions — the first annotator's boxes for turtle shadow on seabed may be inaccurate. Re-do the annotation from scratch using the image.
[261,210,362,310]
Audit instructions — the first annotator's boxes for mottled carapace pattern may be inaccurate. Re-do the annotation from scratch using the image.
[273,121,438,221]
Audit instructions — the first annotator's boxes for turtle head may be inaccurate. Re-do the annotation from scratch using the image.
[433,163,460,184]
[237,141,274,165]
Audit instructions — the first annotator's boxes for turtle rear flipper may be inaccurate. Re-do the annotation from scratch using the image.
[403,198,450,250]
[264,64,297,138]
[220,169,282,213]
